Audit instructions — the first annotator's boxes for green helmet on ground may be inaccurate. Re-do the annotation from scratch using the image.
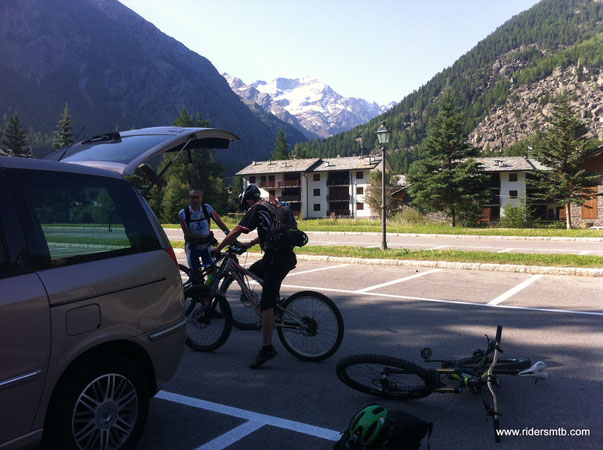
[348,404,388,447]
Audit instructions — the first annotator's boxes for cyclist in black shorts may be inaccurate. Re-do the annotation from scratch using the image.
[212,185,296,368]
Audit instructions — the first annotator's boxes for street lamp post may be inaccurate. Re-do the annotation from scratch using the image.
[376,122,390,251]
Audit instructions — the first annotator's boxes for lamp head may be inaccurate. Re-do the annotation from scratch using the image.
[376,121,390,145]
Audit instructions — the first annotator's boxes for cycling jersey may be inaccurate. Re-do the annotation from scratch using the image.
[236,202,273,250]
[179,204,218,271]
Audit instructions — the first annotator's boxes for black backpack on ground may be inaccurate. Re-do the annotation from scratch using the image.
[381,410,432,450]
[263,201,308,251]
[333,409,432,450]
[182,204,218,246]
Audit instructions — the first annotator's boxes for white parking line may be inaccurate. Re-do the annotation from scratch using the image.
[497,248,513,253]
[357,269,441,292]
[197,421,264,450]
[156,391,341,443]
[279,283,603,316]
[580,250,590,255]
[487,275,543,306]
[429,245,448,250]
[287,264,349,277]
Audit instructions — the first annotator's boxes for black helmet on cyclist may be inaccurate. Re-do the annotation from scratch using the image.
[348,404,388,447]
[239,184,261,210]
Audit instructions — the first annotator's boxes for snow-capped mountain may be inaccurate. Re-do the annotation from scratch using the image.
[224,74,394,139]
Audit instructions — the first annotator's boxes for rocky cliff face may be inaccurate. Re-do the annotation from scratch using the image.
[469,48,603,152]
[224,75,394,139]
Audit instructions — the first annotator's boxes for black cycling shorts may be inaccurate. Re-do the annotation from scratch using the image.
[248,249,297,311]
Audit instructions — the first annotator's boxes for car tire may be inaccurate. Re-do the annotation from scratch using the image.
[44,352,149,450]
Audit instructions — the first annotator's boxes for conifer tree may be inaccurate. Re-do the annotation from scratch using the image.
[271,129,289,160]
[532,95,600,229]
[364,170,404,217]
[407,89,489,226]
[52,103,75,149]
[290,143,309,159]
[151,109,229,222]
[3,113,30,157]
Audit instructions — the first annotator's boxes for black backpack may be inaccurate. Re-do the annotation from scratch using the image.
[183,204,218,246]
[381,410,432,450]
[333,409,432,450]
[263,201,308,250]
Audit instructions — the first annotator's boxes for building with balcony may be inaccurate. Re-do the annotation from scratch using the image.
[475,153,603,227]
[236,155,390,219]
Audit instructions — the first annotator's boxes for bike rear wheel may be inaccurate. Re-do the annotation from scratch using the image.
[184,285,232,352]
[219,276,262,330]
[336,354,434,400]
[276,291,344,362]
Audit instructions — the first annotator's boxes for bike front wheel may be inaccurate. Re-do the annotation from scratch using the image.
[336,354,434,400]
[219,276,262,330]
[184,285,232,352]
[276,291,344,362]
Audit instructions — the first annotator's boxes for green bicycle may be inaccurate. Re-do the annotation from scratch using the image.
[336,325,548,442]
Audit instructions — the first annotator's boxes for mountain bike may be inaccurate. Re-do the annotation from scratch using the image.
[180,256,263,331]
[183,244,345,361]
[336,325,548,442]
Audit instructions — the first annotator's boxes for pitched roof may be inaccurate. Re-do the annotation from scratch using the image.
[473,157,549,172]
[236,158,321,175]
[310,155,382,172]
[236,155,383,175]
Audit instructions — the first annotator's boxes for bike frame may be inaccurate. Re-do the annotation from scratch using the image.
[213,248,312,333]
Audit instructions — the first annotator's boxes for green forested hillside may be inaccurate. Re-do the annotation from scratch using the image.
[298,0,602,172]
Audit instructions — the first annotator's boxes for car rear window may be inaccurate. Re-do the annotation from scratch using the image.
[47,135,172,164]
[9,169,161,269]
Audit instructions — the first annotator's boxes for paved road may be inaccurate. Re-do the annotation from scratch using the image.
[137,256,603,450]
[163,228,603,256]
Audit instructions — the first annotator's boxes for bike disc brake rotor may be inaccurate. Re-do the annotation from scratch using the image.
[191,307,210,329]
[300,317,318,336]
[373,376,399,392]
[239,294,254,308]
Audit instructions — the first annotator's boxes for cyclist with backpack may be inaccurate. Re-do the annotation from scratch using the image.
[179,188,230,281]
[212,184,300,369]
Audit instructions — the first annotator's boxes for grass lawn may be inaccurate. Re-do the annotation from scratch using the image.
[170,241,603,268]
[164,218,603,238]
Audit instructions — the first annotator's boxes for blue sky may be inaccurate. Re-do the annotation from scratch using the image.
[119,0,541,105]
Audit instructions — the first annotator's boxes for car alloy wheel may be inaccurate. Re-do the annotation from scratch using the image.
[72,373,139,450]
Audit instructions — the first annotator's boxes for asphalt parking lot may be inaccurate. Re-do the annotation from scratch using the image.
[136,255,603,450]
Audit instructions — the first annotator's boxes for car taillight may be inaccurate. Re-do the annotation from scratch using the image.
[164,247,178,266]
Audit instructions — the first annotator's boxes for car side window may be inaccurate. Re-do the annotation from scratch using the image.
[0,224,8,279]
[10,169,161,269]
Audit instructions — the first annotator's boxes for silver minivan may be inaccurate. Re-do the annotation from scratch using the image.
[0,127,238,449]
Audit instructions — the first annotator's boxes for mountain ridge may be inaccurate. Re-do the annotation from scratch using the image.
[224,74,394,139]
[0,0,308,167]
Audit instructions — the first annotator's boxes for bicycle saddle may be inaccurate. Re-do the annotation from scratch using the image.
[518,361,548,382]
